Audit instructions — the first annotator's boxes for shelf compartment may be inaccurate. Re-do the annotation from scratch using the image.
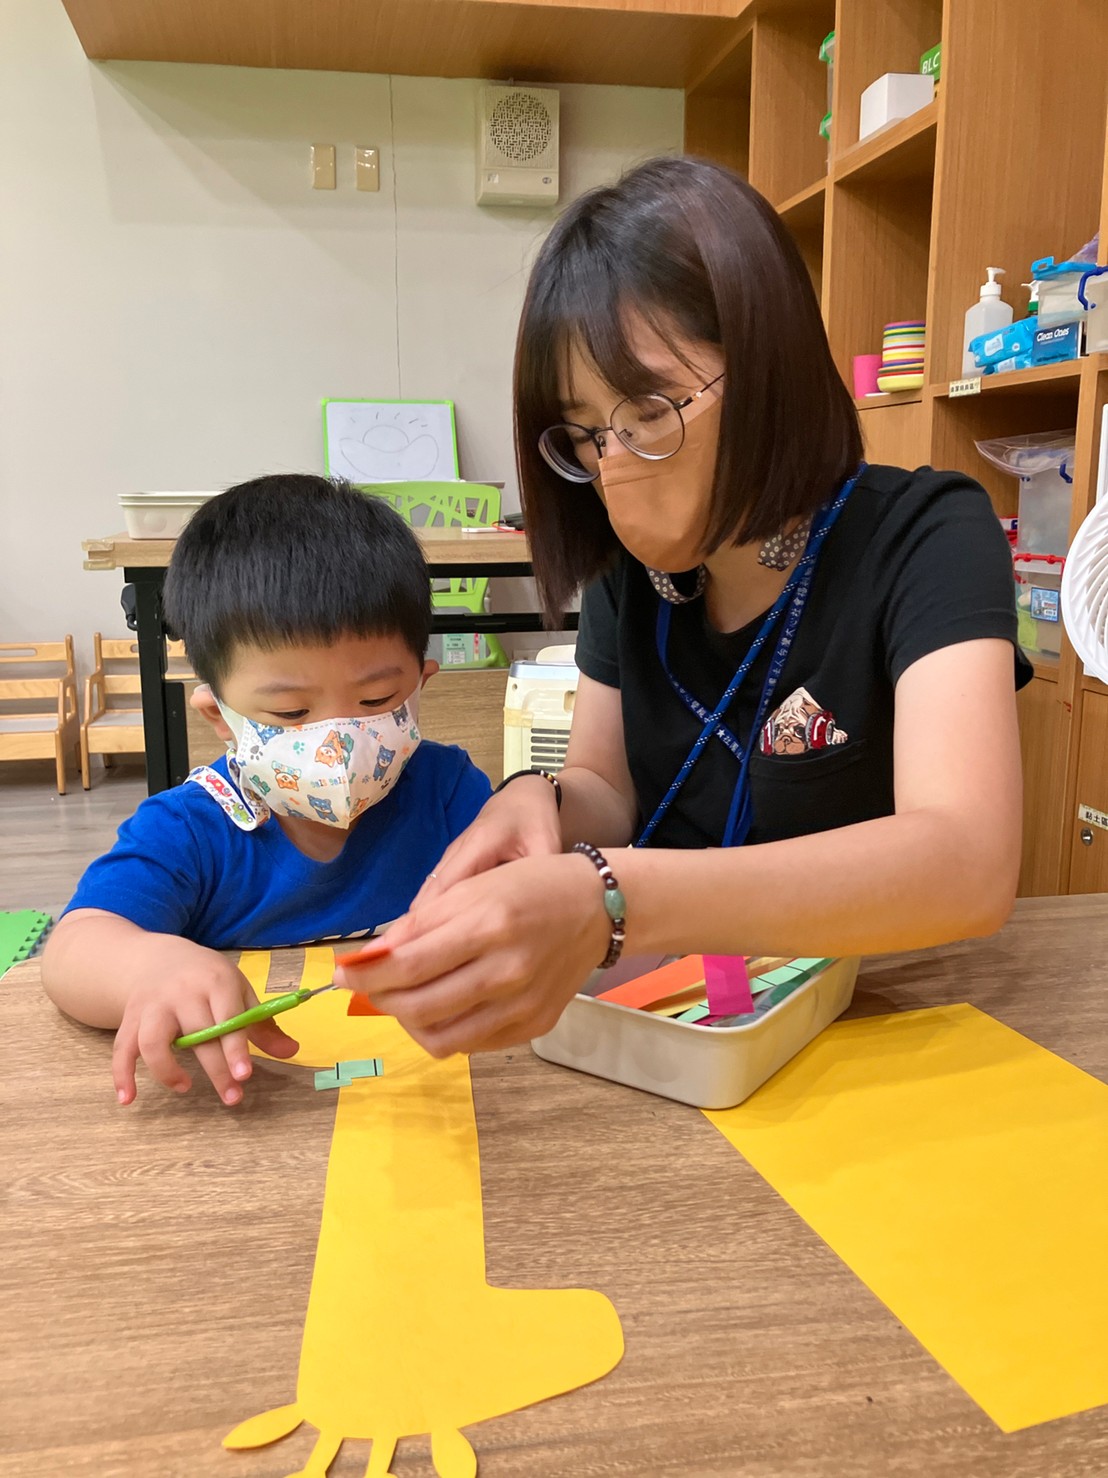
[824,174,932,390]
[834,100,937,188]
[776,177,826,229]
[926,2,1108,383]
[685,27,752,178]
[929,380,1082,520]
[830,0,942,154]
[747,0,836,206]
[775,177,826,302]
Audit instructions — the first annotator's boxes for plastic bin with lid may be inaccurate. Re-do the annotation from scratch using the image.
[1080,269,1108,353]
[1013,553,1065,663]
[818,30,834,161]
[118,492,217,539]
[975,432,1075,557]
[1032,256,1108,330]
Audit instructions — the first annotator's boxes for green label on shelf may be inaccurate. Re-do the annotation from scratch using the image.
[920,43,941,80]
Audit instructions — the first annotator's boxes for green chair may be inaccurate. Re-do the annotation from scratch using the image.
[357,482,508,669]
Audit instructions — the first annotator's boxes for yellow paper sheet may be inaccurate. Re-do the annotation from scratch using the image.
[228,948,623,1476]
[704,1005,1108,1432]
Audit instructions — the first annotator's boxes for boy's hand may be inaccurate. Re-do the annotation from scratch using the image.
[111,938,299,1107]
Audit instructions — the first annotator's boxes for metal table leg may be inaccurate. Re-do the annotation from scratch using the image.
[124,567,183,796]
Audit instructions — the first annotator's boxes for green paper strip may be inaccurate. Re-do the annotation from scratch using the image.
[675,1003,711,1024]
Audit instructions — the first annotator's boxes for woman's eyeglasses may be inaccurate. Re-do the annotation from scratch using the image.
[538,373,724,484]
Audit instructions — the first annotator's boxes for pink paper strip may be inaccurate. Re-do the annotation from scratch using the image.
[703,954,753,1017]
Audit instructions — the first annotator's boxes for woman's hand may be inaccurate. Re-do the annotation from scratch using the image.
[414,775,563,907]
[111,937,299,1105]
[337,852,610,1057]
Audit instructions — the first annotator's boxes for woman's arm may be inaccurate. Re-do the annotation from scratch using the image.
[557,674,638,848]
[620,638,1021,957]
[413,673,636,902]
[346,639,1021,1056]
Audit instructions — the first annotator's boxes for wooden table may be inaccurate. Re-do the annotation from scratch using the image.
[3,895,1106,1476]
[82,528,566,795]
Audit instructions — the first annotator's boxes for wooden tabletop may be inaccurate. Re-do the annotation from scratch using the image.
[3,895,1107,1476]
[83,527,532,572]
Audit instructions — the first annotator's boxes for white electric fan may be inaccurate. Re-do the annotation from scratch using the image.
[1061,406,1108,679]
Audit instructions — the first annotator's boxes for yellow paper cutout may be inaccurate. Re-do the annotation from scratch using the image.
[226,947,623,1475]
[704,1005,1108,1432]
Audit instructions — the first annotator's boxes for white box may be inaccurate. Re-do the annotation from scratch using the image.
[532,956,860,1110]
[119,492,217,539]
[859,72,935,142]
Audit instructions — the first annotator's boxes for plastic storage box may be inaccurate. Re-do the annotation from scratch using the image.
[818,30,834,159]
[859,72,934,142]
[975,432,1075,557]
[119,492,216,539]
[531,956,860,1110]
[1014,553,1065,662]
[1081,270,1108,353]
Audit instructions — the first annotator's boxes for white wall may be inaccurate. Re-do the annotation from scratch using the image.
[0,0,683,665]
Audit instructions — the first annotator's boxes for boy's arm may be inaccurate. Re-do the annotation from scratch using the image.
[42,793,297,1104]
[43,909,298,1104]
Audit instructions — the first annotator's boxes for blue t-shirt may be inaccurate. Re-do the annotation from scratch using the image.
[64,742,491,950]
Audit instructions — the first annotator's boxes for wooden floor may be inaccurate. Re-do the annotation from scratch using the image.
[0,759,148,922]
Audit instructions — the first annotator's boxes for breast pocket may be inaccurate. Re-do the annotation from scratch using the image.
[748,740,888,841]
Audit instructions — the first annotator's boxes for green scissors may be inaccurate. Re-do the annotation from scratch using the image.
[171,982,339,1050]
[171,938,391,1051]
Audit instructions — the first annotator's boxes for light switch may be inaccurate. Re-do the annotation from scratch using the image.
[356,147,380,193]
[311,144,336,190]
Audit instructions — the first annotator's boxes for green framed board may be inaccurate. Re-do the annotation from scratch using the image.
[322,399,460,483]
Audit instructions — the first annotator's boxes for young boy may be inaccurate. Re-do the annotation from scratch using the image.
[42,475,492,1107]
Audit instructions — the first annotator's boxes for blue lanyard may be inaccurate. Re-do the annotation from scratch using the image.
[637,468,862,849]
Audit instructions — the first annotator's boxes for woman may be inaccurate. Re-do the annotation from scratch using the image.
[340,156,1029,1056]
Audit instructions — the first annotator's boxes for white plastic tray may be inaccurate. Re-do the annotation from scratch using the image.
[531,956,860,1110]
[119,492,217,539]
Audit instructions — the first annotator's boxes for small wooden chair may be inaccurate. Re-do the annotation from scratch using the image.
[80,634,192,788]
[0,639,80,795]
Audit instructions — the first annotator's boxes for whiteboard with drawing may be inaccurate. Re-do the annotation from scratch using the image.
[322,400,460,483]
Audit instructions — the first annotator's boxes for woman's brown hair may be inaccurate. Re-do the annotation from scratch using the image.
[513,155,862,619]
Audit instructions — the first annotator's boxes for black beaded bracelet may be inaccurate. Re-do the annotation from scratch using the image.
[572,841,627,970]
[494,768,563,810]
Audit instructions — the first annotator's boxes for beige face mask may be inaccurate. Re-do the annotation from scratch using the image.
[596,392,722,574]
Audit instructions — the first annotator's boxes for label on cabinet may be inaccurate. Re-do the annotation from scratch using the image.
[948,376,982,398]
[1077,803,1108,832]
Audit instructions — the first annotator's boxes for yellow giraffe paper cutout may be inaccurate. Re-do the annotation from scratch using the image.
[223,948,623,1476]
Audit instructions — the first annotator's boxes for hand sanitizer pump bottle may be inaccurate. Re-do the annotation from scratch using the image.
[963,267,1012,375]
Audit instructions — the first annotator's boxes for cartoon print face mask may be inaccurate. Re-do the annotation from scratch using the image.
[216,690,422,829]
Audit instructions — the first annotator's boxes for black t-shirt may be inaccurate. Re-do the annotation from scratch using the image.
[575,464,1033,849]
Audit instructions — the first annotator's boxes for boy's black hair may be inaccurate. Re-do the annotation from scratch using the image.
[163,475,432,691]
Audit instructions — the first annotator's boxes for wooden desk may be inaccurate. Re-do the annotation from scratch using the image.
[81,528,567,795]
[3,896,1106,1476]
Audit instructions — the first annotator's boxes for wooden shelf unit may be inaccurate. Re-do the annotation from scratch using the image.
[683,0,1108,897]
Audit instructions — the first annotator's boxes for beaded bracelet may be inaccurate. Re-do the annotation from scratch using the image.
[571,841,627,970]
[494,768,563,811]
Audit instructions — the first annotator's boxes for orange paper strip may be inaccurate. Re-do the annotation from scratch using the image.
[595,954,706,1009]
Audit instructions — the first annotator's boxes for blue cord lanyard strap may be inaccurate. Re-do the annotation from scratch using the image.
[637,467,863,850]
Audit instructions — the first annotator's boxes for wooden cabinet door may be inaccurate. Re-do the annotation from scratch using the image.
[1070,691,1108,893]
[1018,677,1065,896]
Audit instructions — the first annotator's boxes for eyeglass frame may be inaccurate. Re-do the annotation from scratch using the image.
[538,372,726,484]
